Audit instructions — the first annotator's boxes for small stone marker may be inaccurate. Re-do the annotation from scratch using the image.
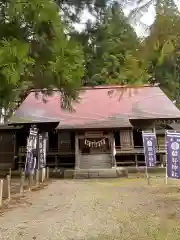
[0,179,3,207]
[35,169,39,186]
[41,168,46,182]
[20,171,25,195]
[6,175,11,201]
[29,172,34,190]
[46,167,49,180]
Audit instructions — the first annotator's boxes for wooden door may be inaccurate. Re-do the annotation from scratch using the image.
[58,132,71,152]
[120,129,134,150]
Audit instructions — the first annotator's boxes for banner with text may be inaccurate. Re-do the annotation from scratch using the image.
[25,127,38,173]
[166,131,180,179]
[142,132,157,167]
[38,133,47,169]
[43,132,48,166]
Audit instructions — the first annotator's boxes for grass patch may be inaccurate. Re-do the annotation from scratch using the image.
[87,176,180,240]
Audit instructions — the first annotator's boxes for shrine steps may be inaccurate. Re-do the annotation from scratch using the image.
[80,154,112,169]
[64,168,128,179]
[48,167,165,178]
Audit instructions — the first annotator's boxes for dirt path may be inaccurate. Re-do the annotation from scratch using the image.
[0,178,180,240]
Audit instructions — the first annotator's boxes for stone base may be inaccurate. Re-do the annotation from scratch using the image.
[73,167,128,179]
[127,166,165,174]
[48,167,129,179]
[64,169,74,178]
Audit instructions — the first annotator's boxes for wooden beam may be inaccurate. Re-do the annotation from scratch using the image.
[58,132,60,152]
[78,134,109,139]
[135,155,138,168]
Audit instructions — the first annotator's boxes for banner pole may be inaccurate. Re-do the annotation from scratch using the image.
[165,154,168,184]
[142,131,150,185]
[145,164,150,185]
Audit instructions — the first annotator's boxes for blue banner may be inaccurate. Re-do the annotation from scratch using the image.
[142,132,157,167]
[25,127,38,173]
[38,134,46,169]
[166,131,180,179]
[25,150,35,173]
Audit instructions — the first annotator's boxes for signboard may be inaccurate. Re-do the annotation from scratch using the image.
[142,132,157,167]
[85,131,104,138]
[166,131,180,179]
[25,127,38,173]
[43,132,48,165]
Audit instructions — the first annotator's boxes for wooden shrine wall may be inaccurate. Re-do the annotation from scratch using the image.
[120,129,134,149]
[58,132,72,152]
[157,134,165,146]
[0,131,15,170]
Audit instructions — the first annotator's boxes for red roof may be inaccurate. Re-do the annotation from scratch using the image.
[9,85,180,129]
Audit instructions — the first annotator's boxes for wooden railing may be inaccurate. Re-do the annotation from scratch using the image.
[18,147,75,156]
[18,146,75,169]
[19,145,166,156]
[81,151,111,155]
[18,146,166,168]
[116,145,166,154]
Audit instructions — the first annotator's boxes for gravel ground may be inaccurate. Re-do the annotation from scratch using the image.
[0,177,180,240]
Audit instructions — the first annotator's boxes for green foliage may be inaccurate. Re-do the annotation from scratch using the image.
[0,0,84,112]
[2,0,180,116]
[75,2,148,86]
[0,39,33,108]
[133,0,180,103]
[57,0,109,23]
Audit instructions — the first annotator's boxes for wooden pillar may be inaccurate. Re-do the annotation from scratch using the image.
[160,154,165,167]
[75,133,80,169]
[57,132,60,152]
[19,155,22,171]
[13,133,16,169]
[20,171,25,195]
[55,156,58,169]
[6,175,11,201]
[109,132,116,167]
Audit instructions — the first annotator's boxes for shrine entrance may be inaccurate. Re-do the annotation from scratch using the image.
[81,138,109,154]
[76,132,115,169]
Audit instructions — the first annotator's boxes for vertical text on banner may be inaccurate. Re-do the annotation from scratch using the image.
[38,134,45,168]
[166,131,180,179]
[142,132,157,167]
[25,127,38,173]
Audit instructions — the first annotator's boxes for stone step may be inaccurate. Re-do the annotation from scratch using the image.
[73,168,128,179]
[80,154,112,169]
